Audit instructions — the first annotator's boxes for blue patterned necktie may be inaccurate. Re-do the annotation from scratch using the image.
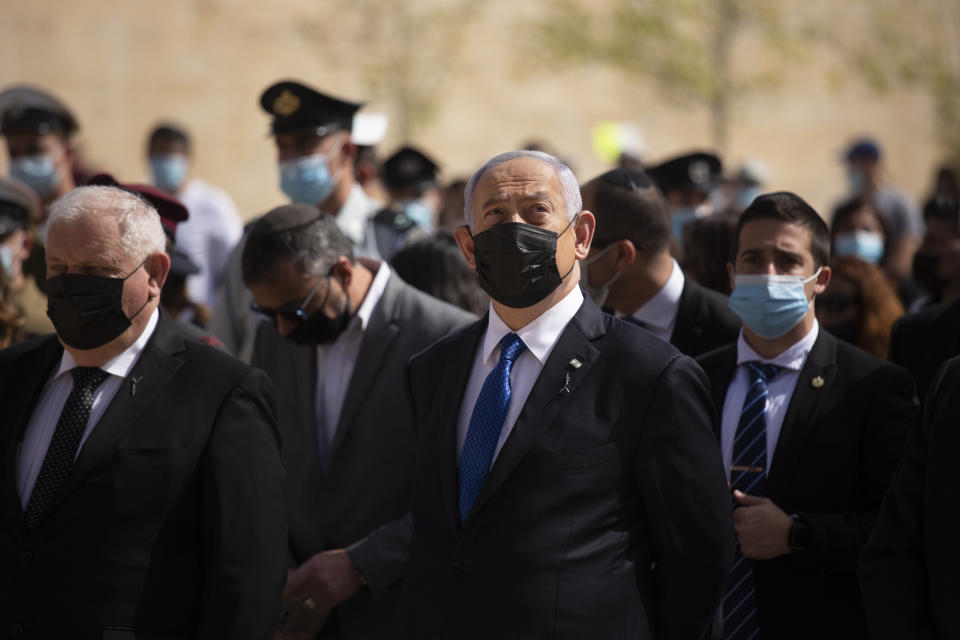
[458,332,526,523]
[724,361,780,640]
[24,367,110,530]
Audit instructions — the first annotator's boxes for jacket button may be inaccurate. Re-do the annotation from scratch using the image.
[17,551,32,565]
[9,624,23,637]
[450,561,463,575]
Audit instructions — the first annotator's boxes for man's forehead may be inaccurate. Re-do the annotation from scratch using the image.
[477,158,562,197]
[738,219,811,251]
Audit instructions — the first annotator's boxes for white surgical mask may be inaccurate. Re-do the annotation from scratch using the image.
[579,244,622,307]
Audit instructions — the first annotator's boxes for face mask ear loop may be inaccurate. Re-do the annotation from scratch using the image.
[557,213,581,281]
[804,266,823,284]
[124,257,154,322]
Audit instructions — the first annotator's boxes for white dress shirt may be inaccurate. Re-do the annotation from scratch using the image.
[622,258,684,342]
[18,308,160,508]
[456,286,584,464]
[720,321,819,481]
[335,184,381,258]
[174,178,244,309]
[314,259,391,454]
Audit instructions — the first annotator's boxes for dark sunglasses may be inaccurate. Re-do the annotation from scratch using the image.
[250,276,326,324]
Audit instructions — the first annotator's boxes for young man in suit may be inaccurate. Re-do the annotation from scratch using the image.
[241,204,474,639]
[860,355,960,638]
[579,166,740,357]
[0,185,287,638]
[696,192,917,639]
[403,150,734,639]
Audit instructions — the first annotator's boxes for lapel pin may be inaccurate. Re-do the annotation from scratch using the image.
[559,372,572,395]
[569,359,582,369]
[811,376,824,389]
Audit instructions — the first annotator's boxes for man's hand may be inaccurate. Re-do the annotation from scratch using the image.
[732,490,793,560]
[284,549,363,613]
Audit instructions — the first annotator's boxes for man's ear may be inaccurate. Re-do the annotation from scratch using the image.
[147,252,171,292]
[573,211,596,260]
[330,256,354,288]
[813,265,831,295]
[614,239,637,270]
[454,225,476,269]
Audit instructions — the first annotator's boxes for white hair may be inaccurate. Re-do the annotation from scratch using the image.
[463,150,582,227]
[48,186,166,261]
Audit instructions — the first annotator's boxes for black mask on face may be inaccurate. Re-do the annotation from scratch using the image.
[46,260,150,350]
[468,217,577,309]
[286,279,352,346]
[912,249,944,298]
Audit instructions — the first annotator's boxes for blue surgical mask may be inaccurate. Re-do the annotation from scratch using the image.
[671,207,699,245]
[728,268,822,338]
[150,154,189,193]
[10,154,60,198]
[833,230,884,264]
[0,244,13,274]
[579,244,621,307]
[401,198,434,229]
[279,149,341,205]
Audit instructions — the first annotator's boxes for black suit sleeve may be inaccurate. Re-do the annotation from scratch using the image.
[859,364,951,640]
[198,368,288,639]
[346,512,413,595]
[637,354,735,640]
[796,364,916,564]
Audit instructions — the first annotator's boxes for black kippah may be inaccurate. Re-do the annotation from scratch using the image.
[248,203,324,237]
[601,167,653,191]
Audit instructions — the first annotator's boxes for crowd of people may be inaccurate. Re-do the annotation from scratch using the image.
[0,79,958,639]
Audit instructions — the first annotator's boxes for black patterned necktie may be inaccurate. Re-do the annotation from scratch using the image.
[23,367,110,530]
[724,361,781,639]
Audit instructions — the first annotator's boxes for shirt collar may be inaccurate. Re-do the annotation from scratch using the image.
[631,258,684,329]
[736,320,819,371]
[482,286,584,366]
[53,307,160,382]
[353,258,391,331]
[336,183,377,245]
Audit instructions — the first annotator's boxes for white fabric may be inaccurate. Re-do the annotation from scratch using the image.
[720,321,819,480]
[335,184,381,258]
[457,286,584,464]
[174,178,244,309]
[624,258,684,343]
[314,260,391,454]
[18,309,160,507]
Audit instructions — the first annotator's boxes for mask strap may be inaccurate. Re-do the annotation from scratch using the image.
[557,213,581,281]
[124,257,153,322]
[803,266,823,284]
[122,257,149,281]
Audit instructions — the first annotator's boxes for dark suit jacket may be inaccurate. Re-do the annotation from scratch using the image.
[0,310,287,640]
[404,296,734,639]
[888,296,960,401]
[860,356,960,639]
[697,330,917,640]
[252,273,474,638]
[671,276,741,358]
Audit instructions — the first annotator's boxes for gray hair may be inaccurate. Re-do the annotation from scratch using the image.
[48,186,166,261]
[241,211,355,285]
[463,150,582,227]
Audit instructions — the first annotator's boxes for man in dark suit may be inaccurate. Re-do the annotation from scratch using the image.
[579,167,740,357]
[403,150,734,639]
[696,192,917,639]
[860,355,960,639]
[241,204,474,639]
[0,185,287,639]
[888,296,960,401]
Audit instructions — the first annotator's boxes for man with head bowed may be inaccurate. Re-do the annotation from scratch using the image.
[0,185,287,638]
[403,150,734,639]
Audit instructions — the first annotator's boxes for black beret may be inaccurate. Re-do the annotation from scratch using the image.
[259,80,363,136]
[248,203,324,237]
[0,85,79,137]
[383,145,440,190]
[646,151,722,193]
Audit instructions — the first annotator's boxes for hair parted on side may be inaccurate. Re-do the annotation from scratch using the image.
[735,191,831,268]
[48,186,166,261]
[462,150,582,227]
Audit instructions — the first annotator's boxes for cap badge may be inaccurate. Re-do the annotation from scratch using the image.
[273,89,301,117]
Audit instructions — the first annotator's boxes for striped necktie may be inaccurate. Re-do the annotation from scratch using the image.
[723,361,780,640]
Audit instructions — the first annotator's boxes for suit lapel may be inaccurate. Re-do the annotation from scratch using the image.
[439,318,487,534]
[43,313,185,521]
[766,331,838,498]
[462,298,606,528]
[0,337,62,527]
[671,278,703,355]
[329,276,402,457]
[700,345,738,440]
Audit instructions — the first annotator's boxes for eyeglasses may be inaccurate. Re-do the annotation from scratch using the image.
[250,276,326,324]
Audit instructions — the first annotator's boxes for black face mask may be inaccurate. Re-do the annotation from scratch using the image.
[286,285,352,346]
[912,250,944,297]
[46,260,150,350]
[469,217,576,309]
